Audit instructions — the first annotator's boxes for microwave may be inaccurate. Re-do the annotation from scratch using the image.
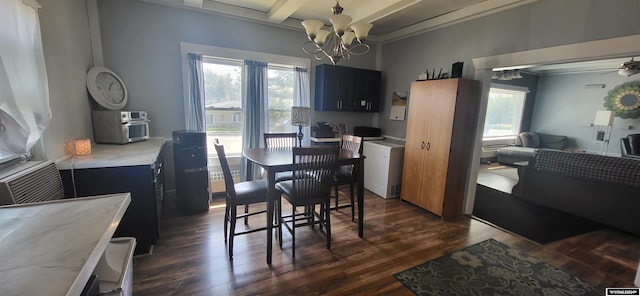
[92,110,150,144]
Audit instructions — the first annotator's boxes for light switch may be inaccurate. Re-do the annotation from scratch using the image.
[361,100,366,106]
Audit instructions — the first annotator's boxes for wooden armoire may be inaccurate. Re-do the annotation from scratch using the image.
[400,78,480,221]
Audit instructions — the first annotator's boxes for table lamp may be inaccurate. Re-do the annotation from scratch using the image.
[291,106,310,147]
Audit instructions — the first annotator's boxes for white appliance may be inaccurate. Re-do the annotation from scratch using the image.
[363,140,405,199]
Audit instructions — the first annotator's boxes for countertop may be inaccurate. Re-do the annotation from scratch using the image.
[56,137,165,170]
[0,193,130,296]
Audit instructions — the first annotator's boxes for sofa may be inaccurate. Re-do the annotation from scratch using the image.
[497,132,568,165]
[513,149,640,236]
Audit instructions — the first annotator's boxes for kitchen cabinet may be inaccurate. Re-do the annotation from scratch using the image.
[400,78,479,221]
[58,138,165,255]
[314,64,381,112]
[352,68,381,112]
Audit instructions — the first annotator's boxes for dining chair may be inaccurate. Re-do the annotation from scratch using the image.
[264,132,298,149]
[263,132,298,183]
[214,139,270,260]
[275,146,339,258]
[332,134,362,221]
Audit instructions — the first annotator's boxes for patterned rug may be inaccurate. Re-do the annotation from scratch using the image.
[394,239,601,295]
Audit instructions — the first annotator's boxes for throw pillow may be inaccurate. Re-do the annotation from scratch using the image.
[519,132,540,148]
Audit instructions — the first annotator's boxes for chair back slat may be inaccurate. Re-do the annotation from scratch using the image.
[292,147,339,198]
[264,132,298,149]
[213,139,236,199]
[339,135,362,176]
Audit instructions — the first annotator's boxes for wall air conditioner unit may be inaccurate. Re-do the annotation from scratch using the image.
[0,160,64,206]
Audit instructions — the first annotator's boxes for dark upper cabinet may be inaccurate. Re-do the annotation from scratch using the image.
[315,64,381,112]
[352,68,382,112]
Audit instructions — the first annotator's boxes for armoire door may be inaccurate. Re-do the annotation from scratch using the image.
[419,79,458,216]
[400,81,431,205]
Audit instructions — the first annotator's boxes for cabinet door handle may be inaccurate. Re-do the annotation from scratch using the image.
[426,142,431,151]
[421,141,425,150]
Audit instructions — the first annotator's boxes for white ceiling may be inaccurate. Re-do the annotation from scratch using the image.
[141,0,538,42]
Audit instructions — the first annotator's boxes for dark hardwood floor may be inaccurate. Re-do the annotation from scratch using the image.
[132,188,640,295]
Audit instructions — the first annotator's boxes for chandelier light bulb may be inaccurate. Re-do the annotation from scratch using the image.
[329,14,352,36]
[302,20,324,40]
[341,31,356,47]
[351,22,373,42]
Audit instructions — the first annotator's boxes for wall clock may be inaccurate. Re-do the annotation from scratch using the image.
[603,81,640,119]
[86,66,128,110]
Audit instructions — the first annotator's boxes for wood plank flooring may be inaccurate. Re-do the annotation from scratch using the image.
[133,189,640,295]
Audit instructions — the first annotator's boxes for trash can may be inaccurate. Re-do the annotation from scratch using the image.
[94,237,137,296]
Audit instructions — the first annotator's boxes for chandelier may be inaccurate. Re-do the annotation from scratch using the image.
[301,1,373,65]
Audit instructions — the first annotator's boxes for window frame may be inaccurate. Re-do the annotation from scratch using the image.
[482,83,529,141]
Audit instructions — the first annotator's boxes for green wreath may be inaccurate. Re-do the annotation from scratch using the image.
[603,81,640,119]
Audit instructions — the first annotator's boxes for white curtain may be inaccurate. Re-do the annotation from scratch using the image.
[294,67,310,146]
[0,0,51,155]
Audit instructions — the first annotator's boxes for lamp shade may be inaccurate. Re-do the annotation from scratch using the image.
[291,106,310,126]
[594,110,614,126]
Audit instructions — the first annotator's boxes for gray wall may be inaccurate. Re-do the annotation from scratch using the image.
[39,0,95,161]
[97,0,378,138]
[532,73,640,155]
[378,0,640,138]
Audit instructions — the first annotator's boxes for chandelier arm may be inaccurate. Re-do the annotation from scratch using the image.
[345,43,370,56]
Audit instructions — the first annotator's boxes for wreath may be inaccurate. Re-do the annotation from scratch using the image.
[603,81,640,119]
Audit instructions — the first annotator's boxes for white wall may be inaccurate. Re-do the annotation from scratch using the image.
[378,0,640,138]
[38,0,95,161]
[96,0,379,138]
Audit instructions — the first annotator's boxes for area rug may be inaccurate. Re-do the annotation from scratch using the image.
[394,239,601,296]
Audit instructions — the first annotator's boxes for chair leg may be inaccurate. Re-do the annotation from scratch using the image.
[291,204,296,258]
[278,199,283,249]
[229,206,237,259]
[325,202,331,250]
[223,204,230,243]
[334,185,339,209]
[350,182,355,222]
[244,204,249,225]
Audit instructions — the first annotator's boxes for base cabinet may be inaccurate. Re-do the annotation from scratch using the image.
[400,78,480,221]
[60,162,162,255]
[58,140,165,255]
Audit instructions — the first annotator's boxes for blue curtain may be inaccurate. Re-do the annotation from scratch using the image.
[294,67,311,146]
[241,60,268,180]
[186,53,204,131]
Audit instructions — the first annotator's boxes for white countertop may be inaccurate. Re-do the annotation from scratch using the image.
[56,137,165,170]
[0,193,130,296]
[311,137,341,142]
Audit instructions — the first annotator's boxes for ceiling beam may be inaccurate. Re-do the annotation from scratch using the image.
[268,0,310,23]
[351,0,422,24]
[379,0,538,43]
[183,0,202,8]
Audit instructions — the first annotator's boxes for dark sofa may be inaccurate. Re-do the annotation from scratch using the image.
[497,132,568,165]
[514,149,640,236]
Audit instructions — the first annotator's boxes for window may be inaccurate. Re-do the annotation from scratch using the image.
[267,66,294,133]
[202,58,296,156]
[203,59,243,156]
[483,85,528,139]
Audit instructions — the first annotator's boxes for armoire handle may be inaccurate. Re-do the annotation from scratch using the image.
[426,142,431,151]
[421,141,425,150]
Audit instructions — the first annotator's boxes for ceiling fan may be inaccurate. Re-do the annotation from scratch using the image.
[617,57,640,76]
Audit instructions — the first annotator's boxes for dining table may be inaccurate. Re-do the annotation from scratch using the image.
[243,146,365,265]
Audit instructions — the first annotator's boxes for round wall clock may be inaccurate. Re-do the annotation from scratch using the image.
[86,66,128,110]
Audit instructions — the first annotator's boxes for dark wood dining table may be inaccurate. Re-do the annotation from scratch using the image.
[243,147,365,265]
